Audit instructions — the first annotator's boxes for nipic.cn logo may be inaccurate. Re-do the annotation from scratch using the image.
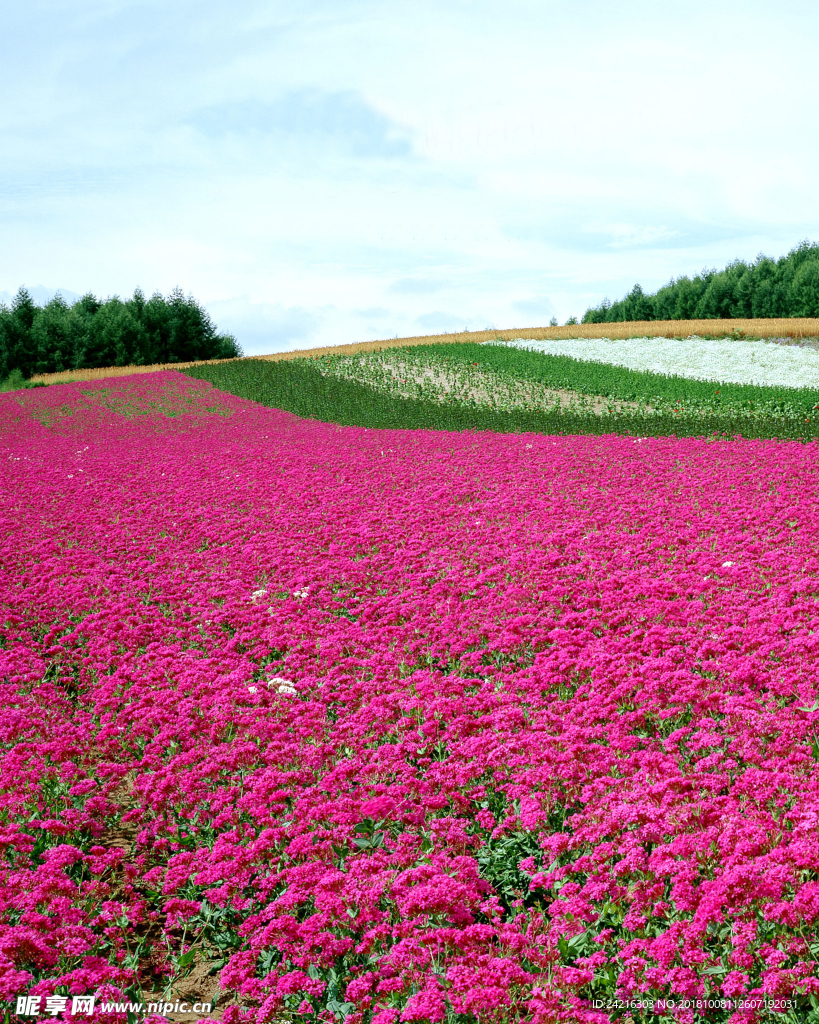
[11,995,213,1019]
[15,996,94,1017]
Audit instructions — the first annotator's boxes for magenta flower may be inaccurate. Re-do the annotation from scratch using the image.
[2,372,819,1021]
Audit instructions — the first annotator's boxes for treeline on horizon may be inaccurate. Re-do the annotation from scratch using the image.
[583,240,819,324]
[0,286,242,381]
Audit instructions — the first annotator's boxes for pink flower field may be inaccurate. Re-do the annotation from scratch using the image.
[3,371,819,1024]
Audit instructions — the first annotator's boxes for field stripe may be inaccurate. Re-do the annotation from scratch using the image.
[500,335,819,389]
[30,317,819,385]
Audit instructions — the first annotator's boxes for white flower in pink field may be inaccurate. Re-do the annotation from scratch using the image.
[267,676,297,695]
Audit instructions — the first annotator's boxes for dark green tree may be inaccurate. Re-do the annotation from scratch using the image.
[790,260,819,317]
[31,295,73,374]
[5,288,38,378]
[621,283,654,321]
[0,312,8,381]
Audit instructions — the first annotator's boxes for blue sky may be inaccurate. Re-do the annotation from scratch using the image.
[2,0,818,354]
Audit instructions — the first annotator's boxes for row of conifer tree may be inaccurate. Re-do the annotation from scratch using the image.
[583,240,819,324]
[0,286,242,380]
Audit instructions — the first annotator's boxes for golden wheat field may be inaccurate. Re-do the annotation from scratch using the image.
[29,317,819,386]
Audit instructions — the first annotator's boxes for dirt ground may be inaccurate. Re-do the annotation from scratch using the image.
[324,354,648,415]
[144,960,228,1021]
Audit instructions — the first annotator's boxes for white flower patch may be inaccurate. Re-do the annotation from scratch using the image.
[266,676,297,695]
[250,588,267,603]
[292,587,309,600]
[497,337,819,390]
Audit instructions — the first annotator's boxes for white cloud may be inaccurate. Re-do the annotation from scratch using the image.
[511,297,557,319]
[389,278,448,295]
[206,298,324,353]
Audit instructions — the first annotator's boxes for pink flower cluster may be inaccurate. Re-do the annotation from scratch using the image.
[2,372,819,1024]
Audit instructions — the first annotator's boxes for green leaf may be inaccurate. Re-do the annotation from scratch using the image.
[176,949,196,968]
[326,998,356,1019]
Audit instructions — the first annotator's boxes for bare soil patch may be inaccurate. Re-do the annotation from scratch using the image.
[323,354,647,415]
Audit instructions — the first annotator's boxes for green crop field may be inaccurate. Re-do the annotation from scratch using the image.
[183,340,819,442]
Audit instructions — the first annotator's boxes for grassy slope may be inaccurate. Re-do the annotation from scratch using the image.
[183,351,819,441]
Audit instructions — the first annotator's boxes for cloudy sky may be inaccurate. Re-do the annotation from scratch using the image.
[2,0,818,354]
